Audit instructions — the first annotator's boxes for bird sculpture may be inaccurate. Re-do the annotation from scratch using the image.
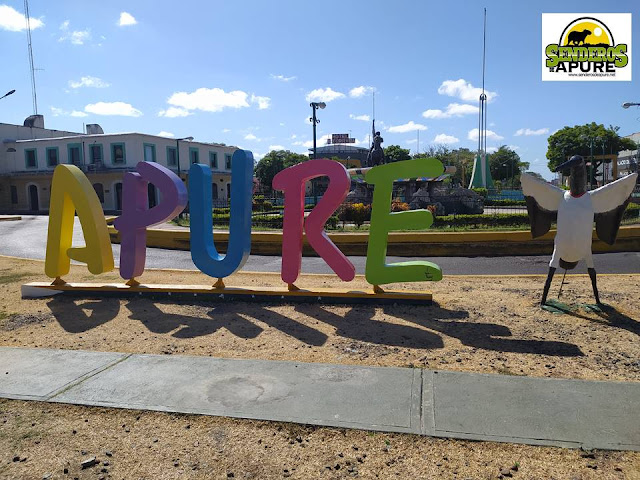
[521,155,637,306]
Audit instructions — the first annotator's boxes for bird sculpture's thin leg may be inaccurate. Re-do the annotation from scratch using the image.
[541,267,556,306]
[587,268,601,305]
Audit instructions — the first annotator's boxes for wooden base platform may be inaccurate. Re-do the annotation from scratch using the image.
[21,282,432,305]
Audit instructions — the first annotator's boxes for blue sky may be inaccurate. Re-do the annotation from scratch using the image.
[1,0,638,179]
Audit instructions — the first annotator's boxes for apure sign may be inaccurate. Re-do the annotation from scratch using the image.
[44,151,444,288]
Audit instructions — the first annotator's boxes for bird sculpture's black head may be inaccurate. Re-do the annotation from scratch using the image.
[555,155,587,196]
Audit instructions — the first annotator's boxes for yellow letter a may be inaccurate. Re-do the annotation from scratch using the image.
[45,165,114,278]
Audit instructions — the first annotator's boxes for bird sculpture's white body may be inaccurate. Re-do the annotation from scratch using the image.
[521,172,638,269]
[552,191,595,267]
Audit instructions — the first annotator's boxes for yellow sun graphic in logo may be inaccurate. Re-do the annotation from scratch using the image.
[562,19,612,46]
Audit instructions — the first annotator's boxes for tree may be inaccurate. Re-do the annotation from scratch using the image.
[525,171,546,181]
[254,150,307,192]
[384,145,411,163]
[546,122,635,174]
[488,146,527,188]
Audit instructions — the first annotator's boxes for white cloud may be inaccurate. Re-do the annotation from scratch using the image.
[0,5,44,32]
[293,134,332,149]
[157,131,175,138]
[433,133,459,144]
[158,107,191,118]
[387,121,427,133]
[438,79,497,103]
[58,20,91,45]
[50,106,88,118]
[268,145,286,151]
[468,128,504,141]
[514,127,549,136]
[349,86,375,98]
[167,87,253,113]
[85,101,142,117]
[250,94,271,110]
[422,103,478,119]
[244,133,259,141]
[118,12,137,26]
[69,76,110,89]
[222,128,231,133]
[70,30,90,45]
[270,74,296,82]
[486,146,499,154]
[305,87,345,103]
[349,114,370,121]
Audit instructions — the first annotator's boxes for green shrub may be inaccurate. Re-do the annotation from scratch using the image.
[471,187,488,199]
[326,215,339,230]
[624,202,639,218]
[484,199,527,206]
[433,212,530,228]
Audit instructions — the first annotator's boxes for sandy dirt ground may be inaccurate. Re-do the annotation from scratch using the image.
[0,255,639,479]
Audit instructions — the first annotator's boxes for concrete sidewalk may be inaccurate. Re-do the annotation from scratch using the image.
[0,347,638,451]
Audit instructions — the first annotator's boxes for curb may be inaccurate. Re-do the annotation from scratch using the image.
[107,225,640,257]
[0,216,21,222]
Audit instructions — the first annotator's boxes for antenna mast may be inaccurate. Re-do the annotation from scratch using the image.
[24,0,38,115]
[478,7,487,157]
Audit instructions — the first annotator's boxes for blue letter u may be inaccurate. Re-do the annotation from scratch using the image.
[189,149,253,278]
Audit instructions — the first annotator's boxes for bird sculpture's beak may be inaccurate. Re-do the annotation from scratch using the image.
[555,155,584,172]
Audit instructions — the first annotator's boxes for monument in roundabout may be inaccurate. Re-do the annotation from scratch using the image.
[23,150,444,304]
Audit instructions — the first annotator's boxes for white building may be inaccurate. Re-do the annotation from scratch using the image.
[617,131,640,179]
[0,115,237,212]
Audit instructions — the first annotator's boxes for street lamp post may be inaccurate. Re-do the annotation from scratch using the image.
[309,102,326,159]
[175,136,193,219]
[622,102,640,109]
[309,102,326,204]
[501,162,510,189]
[175,136,194,177]
[0,89,15,101]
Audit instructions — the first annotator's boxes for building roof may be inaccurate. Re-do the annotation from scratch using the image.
[313,144,369,153]
[8,131,234,149]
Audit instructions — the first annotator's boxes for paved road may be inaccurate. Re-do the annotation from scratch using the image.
[1,216,639,275]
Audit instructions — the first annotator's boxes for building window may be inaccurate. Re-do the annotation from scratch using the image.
[46,147,59,167]
[210,152,218,169]
[225,153,232,169]
[111,143,126,164]
[93,183,105,204]
[189,147,199,164]
[90,144,103,164]
[166,146,177,167]
[144,143,156,162]
[10,186,17,204]
[25,149,37,169]
[212,183,218,200]
[67,143,83,165]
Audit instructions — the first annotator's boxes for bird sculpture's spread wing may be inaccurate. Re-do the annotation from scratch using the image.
[590,173,638,245]
[520,173,564,238]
